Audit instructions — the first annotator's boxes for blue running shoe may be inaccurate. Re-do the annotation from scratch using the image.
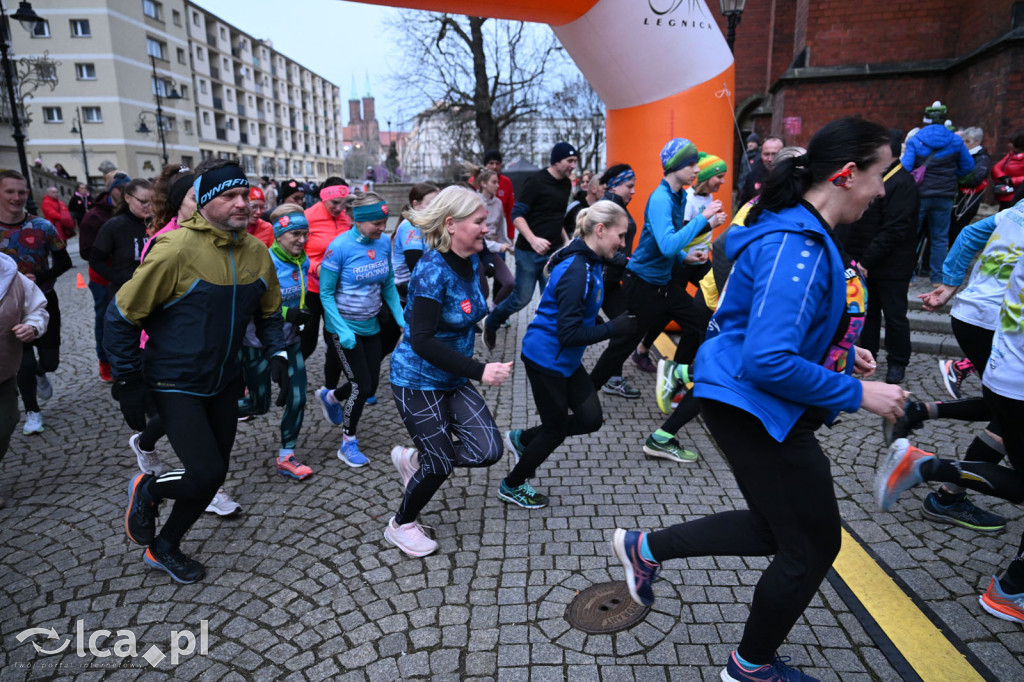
[876,438,935,512]
[365,395,377,405]
[722,652,821,681]
[338,439,369,467]
[503,429,525,467]
[611,528,659,607]
[317,387,343,425]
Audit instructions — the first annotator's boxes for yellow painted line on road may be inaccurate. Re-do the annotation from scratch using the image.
[833,528,983,682]
[654,332,985,682]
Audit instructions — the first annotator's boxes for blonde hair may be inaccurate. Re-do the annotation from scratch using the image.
[352,190,385,209]
[406,185,484,253]
[574,199,627,238]
[269,203,303,221]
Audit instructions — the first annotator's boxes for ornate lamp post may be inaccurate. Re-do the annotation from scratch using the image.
[719,0,747,53]
[69,107,90,185]
[1,0,43,212]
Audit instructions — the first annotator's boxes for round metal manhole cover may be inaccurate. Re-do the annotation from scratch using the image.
[564,581,651,634]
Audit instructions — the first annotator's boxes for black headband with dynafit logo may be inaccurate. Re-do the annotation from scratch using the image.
[193,164,249,208]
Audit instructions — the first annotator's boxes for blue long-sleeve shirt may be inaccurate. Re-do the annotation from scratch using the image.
[627,179,707,285]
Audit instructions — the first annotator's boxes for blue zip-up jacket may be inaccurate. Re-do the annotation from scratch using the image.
[901,124,974,199]
[693,202,863,441]
[104,213,286,395]
[522,239,620,377]
[627,178,708,285]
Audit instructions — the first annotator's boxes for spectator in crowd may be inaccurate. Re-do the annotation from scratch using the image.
[53,163,71,180]
[68,182,92,226]
[738,135,784,205]
[41,187,75,241]
[737,132,760,190]
[901,100,974,284]
[991,129,1024,211]
[951,126,991,244]
[483,150,515,243]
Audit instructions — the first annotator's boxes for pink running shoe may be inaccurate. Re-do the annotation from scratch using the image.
[390,446,419,488]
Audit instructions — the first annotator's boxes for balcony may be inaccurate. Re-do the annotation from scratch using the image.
[260,136,267,147]
[237,103,245,116]
[254,83,263,95]
[213,97,223,110]
[216,129,227,141]
[257,111,266,122]
[206,33,217,46]
[210,65,220,80]
[240,132,248,144]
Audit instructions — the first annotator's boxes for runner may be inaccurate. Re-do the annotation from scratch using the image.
[500,200,634,508]
[611,118,906,682]
[237,206,313,480]
[109,160,287,583]
[317,191,405,467]
[598,164,637,321]
[301,177,351,369]
[245,187,275,247]
[392,183,440,302]
[88,179,152,295]
[386,186,511,557]
[878,247,1024,625]
[474,170,514,306]
[0,170,71,436]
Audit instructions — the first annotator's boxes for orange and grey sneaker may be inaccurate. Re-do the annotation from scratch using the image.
[979,575,1024,624]
[144,539,205,584]
[875,439,935,512]
[277,453,313,481]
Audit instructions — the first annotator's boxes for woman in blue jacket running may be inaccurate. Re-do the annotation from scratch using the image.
[611,118,907,682]
[499,200,635,508]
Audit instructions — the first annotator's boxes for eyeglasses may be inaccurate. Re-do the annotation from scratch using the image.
[127,195,152,207]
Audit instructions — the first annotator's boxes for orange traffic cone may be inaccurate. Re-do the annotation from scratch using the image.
[76,273,86,289]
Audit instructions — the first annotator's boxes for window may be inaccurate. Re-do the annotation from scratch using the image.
[70,19,91,37]
[75,63,96,80]
[181,155,194,168]
[82,106,102,122]
[192,11,200,26]
[292,160,301,175]
[42,107,62,123]
[202,111,210,125]
[183,120,192,134]
[242,155,256,174]
[31,20,50,37]
[177,48,186,64]
[152,77,173,97]
[226,89,233,101]
[199,79,207,94]
[219,27,226,40]
[158,115,174,131]
[179,85,188,99]
[146,38,167,60]
[225,118,234,130]
[142,0,162,21]
[195,46,204,61]
[172,9,181,26]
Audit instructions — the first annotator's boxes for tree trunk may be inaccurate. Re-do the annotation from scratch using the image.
[469,17,500,152]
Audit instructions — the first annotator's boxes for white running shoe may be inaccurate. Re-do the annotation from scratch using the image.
[129,433,171,476]
[22,411,43,435]
[205,487,242,516]
[390,446,419,488]
[383,516,438,557]
[36,374,53,401]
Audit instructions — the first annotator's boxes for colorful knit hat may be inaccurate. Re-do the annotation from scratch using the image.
[660,138,699,174]
[696,152,727,184]
[923,101,947,124]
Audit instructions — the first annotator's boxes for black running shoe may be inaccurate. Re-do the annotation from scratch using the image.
[882,400,926,445]
[125,473,158,545]
[144,543,206,584]
[483,324,497,351]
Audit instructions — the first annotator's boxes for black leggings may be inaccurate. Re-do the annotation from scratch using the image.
[506,362,603,487]
[590,273,703,389]
[17,289,60,413]
[392,383,503,524]
[302,295,342,389]
[329,331,381,436]
[647,400,840,665]
[146,381,241,547]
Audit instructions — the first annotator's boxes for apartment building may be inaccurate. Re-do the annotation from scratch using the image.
[9,0,343,184]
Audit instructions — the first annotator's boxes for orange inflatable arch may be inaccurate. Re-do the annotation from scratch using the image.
[361,0,736,219]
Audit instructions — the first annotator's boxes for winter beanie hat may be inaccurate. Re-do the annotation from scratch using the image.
[923,101,948,124]
[696,152,727,184]
[550,142,579,165]
[661,138,699,174]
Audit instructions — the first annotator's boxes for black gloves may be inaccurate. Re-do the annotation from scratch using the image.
[269,354,289,407]
[111,372,148,432]
[284,307,311,327]
[608,312,639,338]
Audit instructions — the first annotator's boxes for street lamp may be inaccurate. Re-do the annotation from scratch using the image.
[1,0,42,212]
[719,0,747,53]
[69,107,90,186]
[137,53,182,165]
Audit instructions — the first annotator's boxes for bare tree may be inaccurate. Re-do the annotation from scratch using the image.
[388,11,564,162]
[549,75,606,174]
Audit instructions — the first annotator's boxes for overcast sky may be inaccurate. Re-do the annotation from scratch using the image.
[194,0,406,128]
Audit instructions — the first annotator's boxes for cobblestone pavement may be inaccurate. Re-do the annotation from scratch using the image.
[1,250,1021,681]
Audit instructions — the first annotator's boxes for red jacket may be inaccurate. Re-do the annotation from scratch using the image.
[304,201,352,293]
[247,219,274,247]
[41,195,75,241]
[497,174,515,241]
